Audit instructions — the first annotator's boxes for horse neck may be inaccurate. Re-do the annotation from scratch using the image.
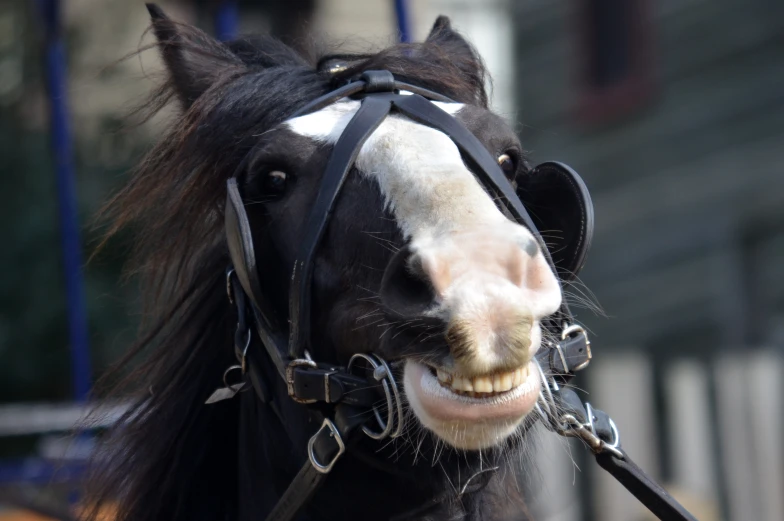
[234,388,432,520]
[235,383,522,521]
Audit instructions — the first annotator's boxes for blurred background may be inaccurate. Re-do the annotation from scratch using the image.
[0,0,782,520]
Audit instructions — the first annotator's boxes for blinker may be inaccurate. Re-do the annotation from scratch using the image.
[516,162,594,281]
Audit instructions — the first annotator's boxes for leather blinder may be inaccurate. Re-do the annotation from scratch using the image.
[516,162,594,281]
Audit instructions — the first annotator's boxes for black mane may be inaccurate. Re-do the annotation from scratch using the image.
[84,11,510,521]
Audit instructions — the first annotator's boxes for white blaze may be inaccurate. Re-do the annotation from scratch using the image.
[287,101,507,241]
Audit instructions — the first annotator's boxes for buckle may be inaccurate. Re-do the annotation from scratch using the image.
[286,358,318,404]
[558,407,623,459]
[308,418,345,474]
[561,323,592,372]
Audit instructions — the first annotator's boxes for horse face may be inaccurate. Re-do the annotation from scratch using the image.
[246,100,561,450]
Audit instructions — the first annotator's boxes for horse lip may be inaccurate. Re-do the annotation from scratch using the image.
[404,360,540,422]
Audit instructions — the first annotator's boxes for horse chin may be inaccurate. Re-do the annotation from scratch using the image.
[403,359,540,451]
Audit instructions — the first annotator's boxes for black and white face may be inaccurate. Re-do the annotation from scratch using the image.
[245,98,562,451]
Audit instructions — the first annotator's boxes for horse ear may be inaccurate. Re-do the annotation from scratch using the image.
[146,3,244,108]
[427,15,453,37]
[426,16,473,56]
[425,16,487,105]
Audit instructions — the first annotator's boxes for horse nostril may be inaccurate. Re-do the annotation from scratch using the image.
[379,245,436,319]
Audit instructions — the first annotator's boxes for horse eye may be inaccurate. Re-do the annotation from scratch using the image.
[497,153,516,178]
[264,170,288,193]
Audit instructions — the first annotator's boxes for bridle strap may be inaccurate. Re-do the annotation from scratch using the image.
[596,450,697,521]
[391,95,543,244]
[265,404,367,521]
[539,385,698,521]
[389,92,572,321]
[288,75,454,121]
[288,87,572,359]
[288,96,392,358]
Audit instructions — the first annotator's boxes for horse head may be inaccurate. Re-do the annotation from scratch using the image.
[87,5,594,521]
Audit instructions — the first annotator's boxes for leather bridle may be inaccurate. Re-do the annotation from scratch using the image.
[214,70,698,521]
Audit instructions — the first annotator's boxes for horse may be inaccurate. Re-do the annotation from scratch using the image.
[84,4,598,521]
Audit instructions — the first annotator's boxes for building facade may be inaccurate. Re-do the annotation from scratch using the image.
[512,1,784,520]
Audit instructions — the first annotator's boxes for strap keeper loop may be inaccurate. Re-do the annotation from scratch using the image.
[360,70,396,93]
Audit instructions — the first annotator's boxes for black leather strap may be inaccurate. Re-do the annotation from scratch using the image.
[288,96,393,359]
[288,80,367,119]
[548,333,591,376]
[550,388,698,521]
[287,73,453,121]
[264,458,326,521]
[228,270,288,379]
[556,387,589,424]
[265,404,367,521]
[591,407,615,443]
[596,450,697,521]
[391,94,544,246]
[289,366,380,407]
[361,70,395,92]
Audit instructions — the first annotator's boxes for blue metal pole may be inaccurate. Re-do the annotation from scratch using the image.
[394,0,411,43]
[37,0,92,402]
[214,0,239,41]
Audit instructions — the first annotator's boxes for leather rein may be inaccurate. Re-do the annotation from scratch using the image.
[211,71,698,521]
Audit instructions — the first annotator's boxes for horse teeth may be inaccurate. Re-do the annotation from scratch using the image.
[435,365,529,394]
[436,369,451,383]
[472,376,493,393]
[451,376,473,391]
[494,372,513,392]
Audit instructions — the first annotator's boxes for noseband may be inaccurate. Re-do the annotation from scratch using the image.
[217,71,696,521]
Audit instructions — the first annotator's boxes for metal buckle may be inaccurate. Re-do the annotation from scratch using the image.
[557,410,624,459]
[226,268,236,305]
[308,418,345,474]
[561,323,592,372]
[286,358,318,404]
[534,359,623,458]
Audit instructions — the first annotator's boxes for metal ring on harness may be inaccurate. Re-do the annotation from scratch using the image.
[585,402,621,452]
[347,353,403,440]
[307,418,346,474]
[221,364,250,393]
[533,358,558,420]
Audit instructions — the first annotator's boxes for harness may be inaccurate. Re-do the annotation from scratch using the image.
[216,70,697,521]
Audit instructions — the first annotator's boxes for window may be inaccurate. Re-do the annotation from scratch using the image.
[575,0,655,124]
